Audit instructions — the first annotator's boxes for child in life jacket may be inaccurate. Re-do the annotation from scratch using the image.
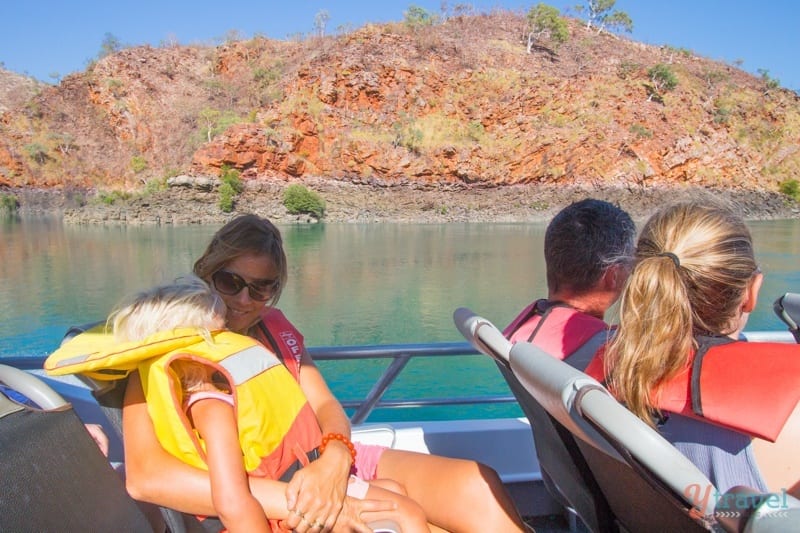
[107,275,429,533]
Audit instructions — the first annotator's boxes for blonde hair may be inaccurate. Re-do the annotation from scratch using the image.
[109,275,227,343]
[605,201,758,424]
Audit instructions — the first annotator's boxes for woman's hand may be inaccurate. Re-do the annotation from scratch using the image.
[283,443,352,531]
[289,349,356,529]
[281,494,397,533]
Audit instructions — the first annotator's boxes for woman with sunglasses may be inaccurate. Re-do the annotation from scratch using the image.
[122,214,526,532]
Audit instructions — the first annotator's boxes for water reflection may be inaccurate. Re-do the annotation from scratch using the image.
[0,218,216,357]
[3,218,798,355]
[2,217,798,421]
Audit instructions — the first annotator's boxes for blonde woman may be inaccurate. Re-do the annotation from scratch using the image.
[586,201,800,497]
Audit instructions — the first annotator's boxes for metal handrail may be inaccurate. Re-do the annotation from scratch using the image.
[5,330,796,425]
[308,341,518,424]
[309,330,799,423]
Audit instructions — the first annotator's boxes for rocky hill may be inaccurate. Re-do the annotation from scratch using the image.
[1,10,799,223]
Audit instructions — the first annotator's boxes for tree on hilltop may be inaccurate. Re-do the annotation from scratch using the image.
[575,0,633,34]
[526,4,569,53]
[404,5,438,30]
[314,10,330,37]
[98,32,123,59]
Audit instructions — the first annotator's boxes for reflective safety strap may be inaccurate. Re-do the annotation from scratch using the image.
[217,345,281,386]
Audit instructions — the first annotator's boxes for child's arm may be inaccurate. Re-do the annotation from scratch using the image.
[188,396,270,533]
[123,372,392,528]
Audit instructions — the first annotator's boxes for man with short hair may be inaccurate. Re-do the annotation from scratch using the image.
[499,198,636,532]
[504,198,636,369]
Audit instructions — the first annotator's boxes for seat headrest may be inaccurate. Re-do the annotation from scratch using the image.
[453,308,512,365]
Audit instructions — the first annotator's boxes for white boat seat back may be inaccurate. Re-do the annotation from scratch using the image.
[352,424,397,448]
[454,308,615,530]
[454,308,720,530]
[454,308,617,457]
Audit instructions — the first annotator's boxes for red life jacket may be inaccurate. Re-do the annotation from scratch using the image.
[253,308,305,380]
[587,336,800,442]
[658,336,800,442]
[504,299,610,370]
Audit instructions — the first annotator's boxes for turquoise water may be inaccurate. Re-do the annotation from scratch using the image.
[2,217,799,421]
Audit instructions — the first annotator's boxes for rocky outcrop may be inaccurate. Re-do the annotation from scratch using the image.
[0,67,42,113]
[46,179,797,226]
[1,11,800,214]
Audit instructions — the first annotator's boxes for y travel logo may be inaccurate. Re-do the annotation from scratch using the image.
[685,483,793,519]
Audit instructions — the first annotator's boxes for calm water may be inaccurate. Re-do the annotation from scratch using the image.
[2,217,799,421]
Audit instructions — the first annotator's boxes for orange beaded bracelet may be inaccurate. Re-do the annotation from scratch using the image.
[319,433,357,464]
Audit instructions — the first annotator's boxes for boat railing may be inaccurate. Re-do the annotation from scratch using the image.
[308,341,517,424]
[308,329,797,424]
[4,330,795,425]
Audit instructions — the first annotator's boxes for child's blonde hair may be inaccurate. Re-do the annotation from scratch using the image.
[109,275,229,394]
[109,275,226,343]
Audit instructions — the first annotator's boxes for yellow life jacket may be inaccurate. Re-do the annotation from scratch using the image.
[46,328,322,479]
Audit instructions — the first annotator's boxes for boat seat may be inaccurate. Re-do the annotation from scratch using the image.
[454,308,800,533]
[774,292,800,342]
[495,355,614,532]
[713,485,800,533]
[0,364,154,532]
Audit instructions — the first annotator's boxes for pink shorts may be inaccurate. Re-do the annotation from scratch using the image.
[345,475,370,499]
[352,442,386,481]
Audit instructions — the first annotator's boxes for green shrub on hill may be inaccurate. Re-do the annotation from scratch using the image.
[144,177,167,194]
[218,182,236,212]
[218,166,243,213]
[24,143,49,164]
[131,155,148,174]
[283,184,326,219]
[779,179,800,200]
[220,166,243,193]
[97,190,131,205]
[0,193,19,215]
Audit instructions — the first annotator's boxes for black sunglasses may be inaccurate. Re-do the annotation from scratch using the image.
[211,270,279,301]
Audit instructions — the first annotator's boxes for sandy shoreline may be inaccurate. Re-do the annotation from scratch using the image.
[8,181,800,225]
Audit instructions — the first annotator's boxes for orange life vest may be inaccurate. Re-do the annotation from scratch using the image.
[586,336,800,441]
[504,300,610,370]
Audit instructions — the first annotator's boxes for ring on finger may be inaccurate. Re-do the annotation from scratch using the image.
[313,521,325,529]
[293,509,306,518]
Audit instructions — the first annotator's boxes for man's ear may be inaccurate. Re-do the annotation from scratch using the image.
[742,271,764,313]
[602,263,628,292]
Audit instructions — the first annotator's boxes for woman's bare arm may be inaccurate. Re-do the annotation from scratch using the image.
[753,402,800,497]
[282,349,363,531]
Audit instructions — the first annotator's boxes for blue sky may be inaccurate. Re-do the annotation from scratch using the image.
[1,1,798,92]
